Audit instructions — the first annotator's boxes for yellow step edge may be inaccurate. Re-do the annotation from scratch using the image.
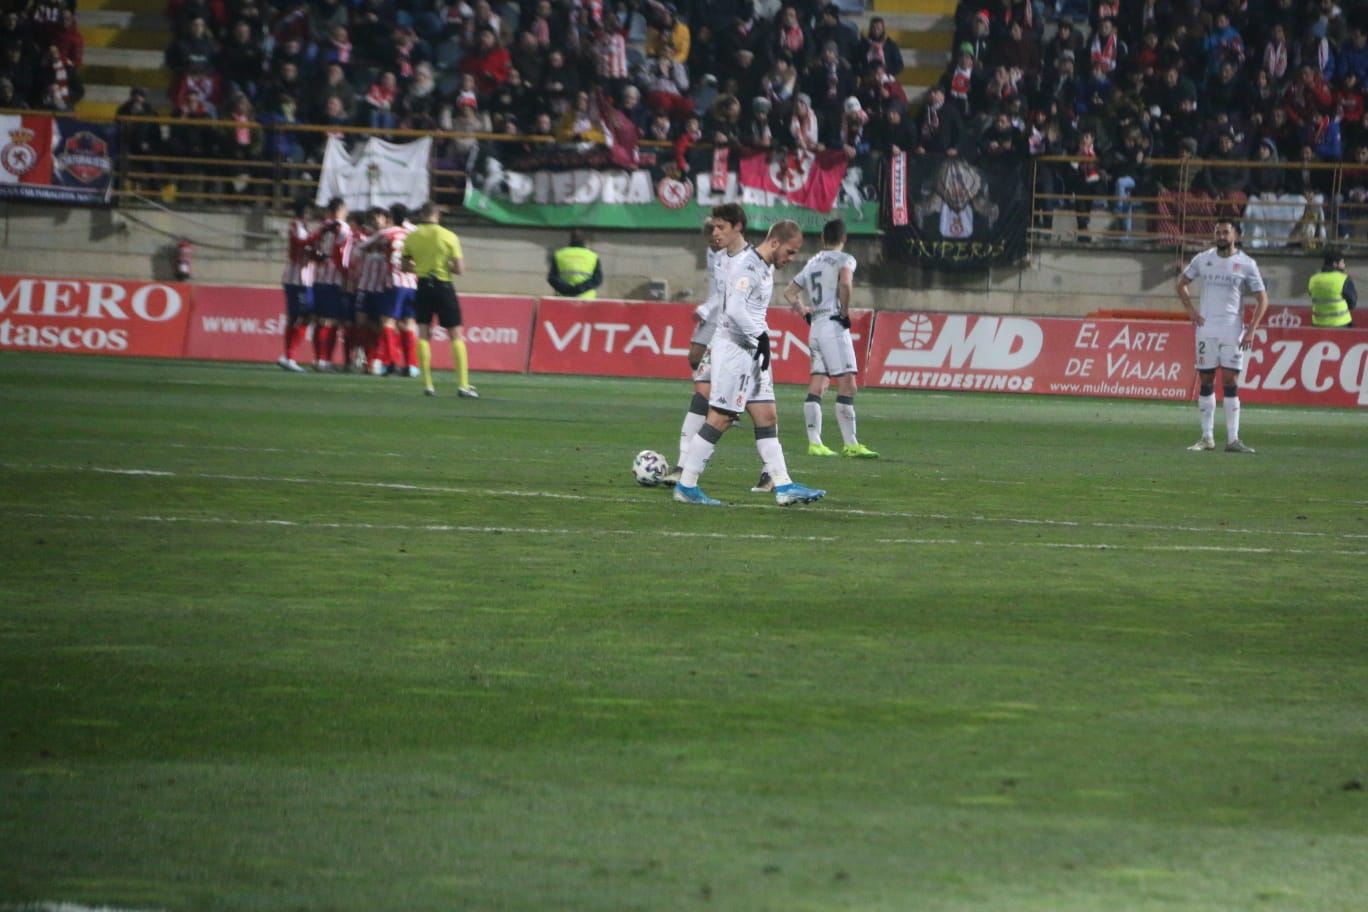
[83,65,171,89]
[83,26,171,51]
[75,100,122,121]
[82,0,165,13]
[875,0,959,15]
[889,29,955,51]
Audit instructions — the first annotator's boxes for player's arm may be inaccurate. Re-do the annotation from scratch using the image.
[1176,273,1200,324]
[836,265,854,320]
[1244,289,1269,346]
[449,254,465,276]
[783,279,807,315]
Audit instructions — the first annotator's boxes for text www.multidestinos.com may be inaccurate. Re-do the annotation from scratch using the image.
[1046,380,1190,399]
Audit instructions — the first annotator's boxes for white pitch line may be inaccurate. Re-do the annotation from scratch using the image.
[1,510,838,543]
[4,461,1366,543]
[8,510,1368,557]
[876,537,1368,557]
[29,438,1368,507]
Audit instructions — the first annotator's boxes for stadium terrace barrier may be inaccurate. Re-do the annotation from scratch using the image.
[1,275,1364,407]
[42,114,1368,254]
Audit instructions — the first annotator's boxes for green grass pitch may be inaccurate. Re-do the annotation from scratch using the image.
[1,352,1365,912]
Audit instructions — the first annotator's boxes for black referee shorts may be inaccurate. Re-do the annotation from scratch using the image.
[414,278,462,329]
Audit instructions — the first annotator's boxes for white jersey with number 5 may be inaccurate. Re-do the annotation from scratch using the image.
[1181,247,1265,329]
[792,249,856,319]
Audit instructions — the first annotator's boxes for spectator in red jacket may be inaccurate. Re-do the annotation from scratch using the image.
[1284,63,1334,127]
[50,8,83,67]
[460,26,510,101]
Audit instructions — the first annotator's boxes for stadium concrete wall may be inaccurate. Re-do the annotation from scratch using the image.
[0,202,1328,315]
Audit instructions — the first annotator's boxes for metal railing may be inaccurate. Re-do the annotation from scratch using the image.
[43,114,1368,254]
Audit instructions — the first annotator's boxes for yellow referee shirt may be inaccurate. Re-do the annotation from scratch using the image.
[403,223,463,282]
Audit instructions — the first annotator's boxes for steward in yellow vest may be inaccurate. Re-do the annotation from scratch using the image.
[548,229,603,299]
[1307,252,1356,328]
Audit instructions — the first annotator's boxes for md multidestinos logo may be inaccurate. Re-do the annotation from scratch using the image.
[887,315,1042,370]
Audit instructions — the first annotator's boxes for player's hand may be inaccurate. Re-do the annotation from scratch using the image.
[803,312,812,325]
[754,331,771,371]
[830,312,852,329]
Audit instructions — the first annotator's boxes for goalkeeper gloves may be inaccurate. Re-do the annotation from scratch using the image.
[830,312,851,329]
[753,331,771,371]
[804,312,812,325]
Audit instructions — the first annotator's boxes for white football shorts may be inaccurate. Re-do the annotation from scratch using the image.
[708,336,775,413]
[1195,322,1245,372]
[808,321,859,377]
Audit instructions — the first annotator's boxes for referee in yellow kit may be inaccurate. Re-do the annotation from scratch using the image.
[402,201,478,398]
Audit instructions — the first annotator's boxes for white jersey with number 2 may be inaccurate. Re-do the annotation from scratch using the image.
[1181,247,1265,329]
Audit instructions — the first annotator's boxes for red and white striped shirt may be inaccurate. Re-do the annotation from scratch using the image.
[282,217,316,286]
[370,224,418,290]
[346,226,369,292]
[310,219,353,287]
[356,225,419,292]
[595,29,629,81]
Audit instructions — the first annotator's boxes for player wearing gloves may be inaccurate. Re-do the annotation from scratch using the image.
[784,218,878,459]
[672,218,826,507]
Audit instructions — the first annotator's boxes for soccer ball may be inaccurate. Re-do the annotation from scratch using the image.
[632,449,669,486]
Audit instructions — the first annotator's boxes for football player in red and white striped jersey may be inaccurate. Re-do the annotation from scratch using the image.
[357,206,418,375]
[278,197,316,372]
[306,197,354,370]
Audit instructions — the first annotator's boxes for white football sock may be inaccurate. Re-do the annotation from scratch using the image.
[803,400,823,445]
[756,435,791,487]
[1198,393,1216,439]
[1223,396,1241,441]
[836,397,857,446]
[679,411,706,465]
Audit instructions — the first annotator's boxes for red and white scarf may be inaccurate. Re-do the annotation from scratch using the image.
[1091,33,1118,74]
[49,55,71,108]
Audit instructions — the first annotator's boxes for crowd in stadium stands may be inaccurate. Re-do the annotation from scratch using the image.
[4,0,1368,238]
[1,0,86,110]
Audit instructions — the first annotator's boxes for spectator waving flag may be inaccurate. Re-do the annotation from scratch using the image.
[738,148,848,213]
[316,135,432,212]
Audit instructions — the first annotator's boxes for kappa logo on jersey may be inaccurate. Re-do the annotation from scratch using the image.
[886,314,1042,370]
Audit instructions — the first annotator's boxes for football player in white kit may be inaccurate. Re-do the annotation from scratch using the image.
[1176,219,1269,453]
[662,206,774,492]
[783,218,879,459]
[673,218,826,506]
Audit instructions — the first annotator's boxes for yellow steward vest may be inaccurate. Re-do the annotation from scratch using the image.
[553,246,599,299]
[1307,270,1351,327]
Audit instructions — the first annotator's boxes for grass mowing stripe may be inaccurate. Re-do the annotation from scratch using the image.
[8,509,1368,557]
[3,462,1363,542]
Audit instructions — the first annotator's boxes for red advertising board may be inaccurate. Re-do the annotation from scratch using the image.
[1243,325,1368,407]
[529,297,873,385]
[0,274,191,358]
[184,286,535,372]
[867,312,1194,400]
[866,311,1368,407]
[7,270,1364,408]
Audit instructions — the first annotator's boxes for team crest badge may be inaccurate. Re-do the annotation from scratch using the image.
[57,130,112,184]
[657,176,692,209]
[770,150,813,193]
[1,126,39,178]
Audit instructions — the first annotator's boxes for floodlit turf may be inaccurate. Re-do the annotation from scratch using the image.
[1,352,1365,912]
